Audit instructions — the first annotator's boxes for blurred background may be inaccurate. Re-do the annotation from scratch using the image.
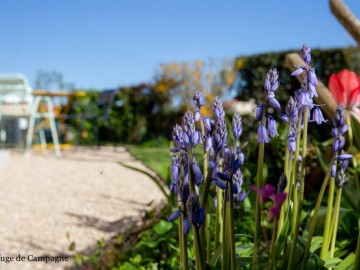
[0,0,359,146]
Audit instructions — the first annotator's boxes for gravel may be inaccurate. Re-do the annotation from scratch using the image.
[0,147,166,269]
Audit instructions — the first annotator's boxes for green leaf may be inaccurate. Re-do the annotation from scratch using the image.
[310,236,323,253]
[209,244,222,267]
[137,239,158,248]
[324,257,342,268]
[275,201,293,259]
[314,145,329,173]
[234,234,253,240]
[153,220,173,235]
[351,116,360,149]
[337,253,355,270]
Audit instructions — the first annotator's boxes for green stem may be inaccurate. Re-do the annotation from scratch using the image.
[320,176,335,260]
[222,196,228,270]
[194,228,206,270]
[270,217,279,270]
[329,187,342,261]
[229,189,236,270]
[200,119,208,261]
[206,212,211,261]
[301,158,334,270]
[180,213,189,270]
[288,107,308,270]
[354,219,360,270]
[215,186,223,248]
[278,124,291,238]
[252,141,265,270]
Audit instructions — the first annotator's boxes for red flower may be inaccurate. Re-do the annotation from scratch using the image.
[329,69,360,122]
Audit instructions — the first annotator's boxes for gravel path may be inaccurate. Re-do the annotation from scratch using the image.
[0,147,167,269]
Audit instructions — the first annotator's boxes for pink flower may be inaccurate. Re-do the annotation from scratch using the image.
[250,184,287,223]
[329,69,360,122]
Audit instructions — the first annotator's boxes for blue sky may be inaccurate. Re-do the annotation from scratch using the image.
[1,0,360,89]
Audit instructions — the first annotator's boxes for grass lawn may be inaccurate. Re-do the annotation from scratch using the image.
[126,143,170,181]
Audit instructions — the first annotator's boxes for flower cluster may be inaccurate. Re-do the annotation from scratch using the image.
[169,105,205,234]
[256,68,281,143]
[331,105,353,187]
[281,45,327,153]
[168,90,248,234]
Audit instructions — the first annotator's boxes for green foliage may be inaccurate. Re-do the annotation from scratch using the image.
[109,84,179,143]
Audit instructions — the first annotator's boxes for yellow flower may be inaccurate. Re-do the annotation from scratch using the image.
[235,57,244,70]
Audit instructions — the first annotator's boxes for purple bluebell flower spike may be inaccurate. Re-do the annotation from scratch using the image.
[232,112,242,140]
[213,119,228,154]
[291,45,318,98]
[193,91,204,108]
[212,96,225,120]
[264,69,281,110]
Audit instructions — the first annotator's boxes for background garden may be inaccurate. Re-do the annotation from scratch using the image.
[2,0,360,269]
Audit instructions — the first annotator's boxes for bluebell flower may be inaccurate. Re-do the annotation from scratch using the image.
[332,136,345,153]
[183,218,191,235]
[172,124,185,149]
[205,134,213,152]
[334,105,345,128]
[258,124,270,143]
[203,116,214,131]
[267,115,278,138]
[168,210,181,222]
[193,90,204,108]
[264,69,281,109]
[280,113,289,123]
[292,45,319,102]
[181,111,202,149]
[187,193,205,229]
[268,98,281,110]
[285,97,298,123]
[232,112,242,140]
[340,124,349,135]
[331,163,337,178]
[237,148,244,166]
[255,103,264,121]
[192,161,203,186]
[212,119,227,153]
[312,107,327,124]
[288,134,296,152]
[194,109,201,122]
[295,88,314,109]
[212,96,225,120]
[301,44,312,65]
[336,154,353,161]
[232,169,247,205]
[264,68,280,93]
